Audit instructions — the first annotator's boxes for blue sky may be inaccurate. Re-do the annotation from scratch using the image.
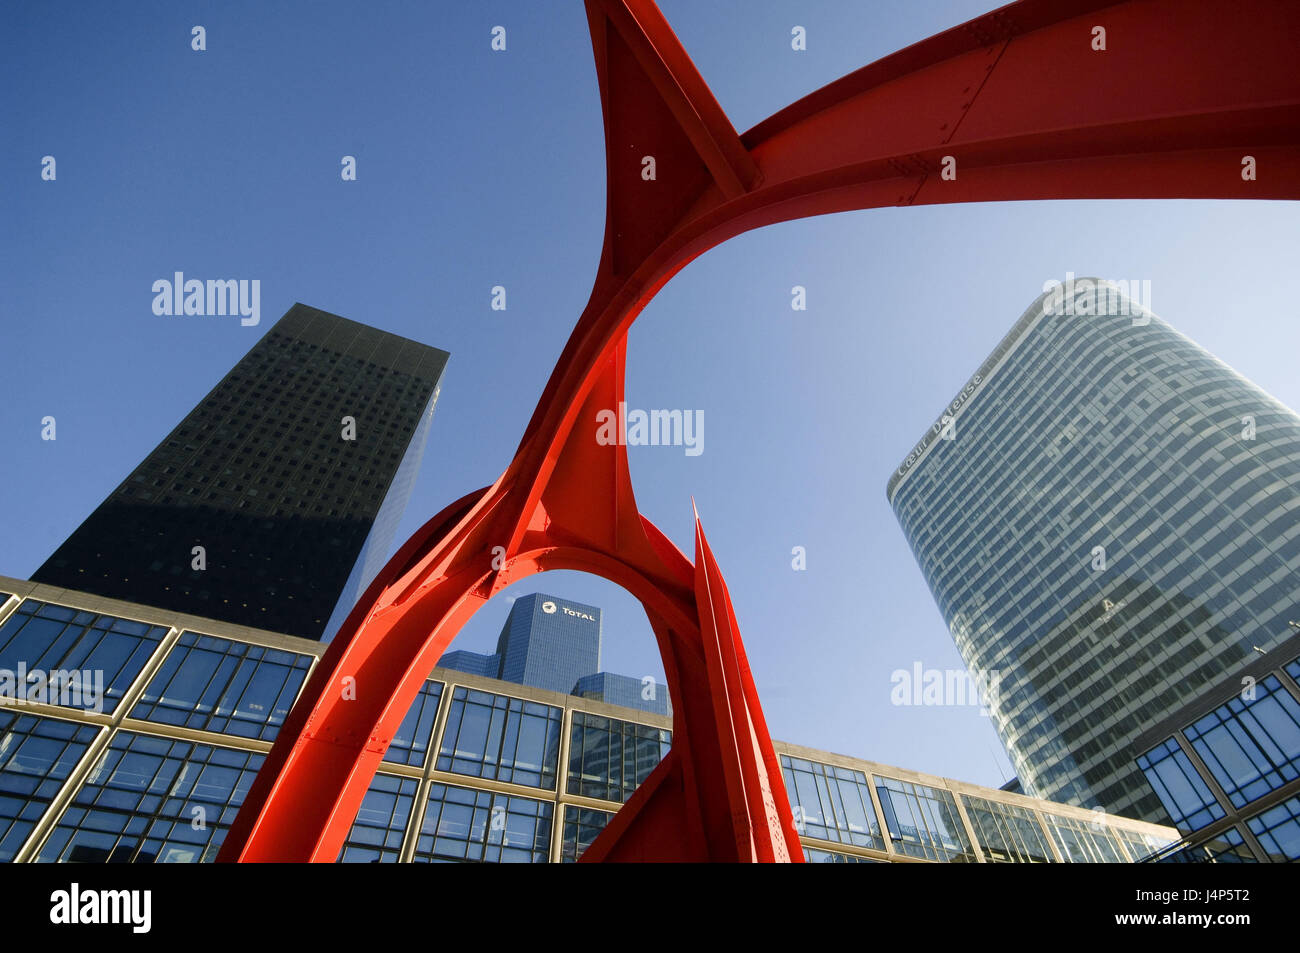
[4,1,1297,794]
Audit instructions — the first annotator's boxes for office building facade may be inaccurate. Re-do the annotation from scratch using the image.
[438,650,501,680]
[573,672,669,717]
[442,592,670,714]
[31,304,450,641]
[497,594,601,694]
[887,280,1300,822]
[1134,630,1300,862]
[0,576,1178,863]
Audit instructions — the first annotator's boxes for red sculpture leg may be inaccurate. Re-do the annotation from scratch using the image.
[219,0,1300,863]
[218,325,801,862]
[581,512,801,862]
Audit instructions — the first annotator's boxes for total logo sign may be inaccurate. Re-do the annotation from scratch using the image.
[539,599,596,622]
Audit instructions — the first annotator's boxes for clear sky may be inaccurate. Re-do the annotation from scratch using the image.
[3,1,1297,794]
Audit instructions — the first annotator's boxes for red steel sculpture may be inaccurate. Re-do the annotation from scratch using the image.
[219,0,1300,862]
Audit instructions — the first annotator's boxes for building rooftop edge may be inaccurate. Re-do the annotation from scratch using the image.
[884,278,1114,505]
[285,301,452,364]
[0,574,1177,837]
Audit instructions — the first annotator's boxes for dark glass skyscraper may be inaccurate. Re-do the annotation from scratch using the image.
[31,303,449,641]
[887,279,1300,822]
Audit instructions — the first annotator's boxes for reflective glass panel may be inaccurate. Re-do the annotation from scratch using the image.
[560,805,613,863]
[567,712,670,803]
[1156,826,1255,863]
[34,730,263,863]
[1137,736,1225,831]
[874,776,975,862]
[1184,675,1300,809]
[1246,793,1300,862]
[961,794,1054,862]
[780,755,884,850]
[130,632,312,741]
[384,680,443,767]
[0,600,168,715]
[435,687,561,789]
[413,783,552,863]
[1042,813,1127,862]
[0,712,100,861]
[803,846,880,863]
[337,773,419,863]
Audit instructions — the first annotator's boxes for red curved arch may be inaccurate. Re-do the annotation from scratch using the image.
[219,0,1300,862]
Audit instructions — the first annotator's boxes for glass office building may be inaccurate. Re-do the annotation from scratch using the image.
[573,672,670,717]
[31,304,450,642]
[1133,631,1300,862]
[887,279,1300,822]
[441,592,670,714]
[498,594,602,694]
[0,575,1175,863]
[440,593,601,692]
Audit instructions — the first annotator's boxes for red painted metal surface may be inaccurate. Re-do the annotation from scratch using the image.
[218,0,1300,862]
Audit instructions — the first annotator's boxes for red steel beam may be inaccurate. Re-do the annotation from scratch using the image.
[218,0,1299,863]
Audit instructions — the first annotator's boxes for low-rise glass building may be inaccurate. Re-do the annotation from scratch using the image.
[0,576,1176,863]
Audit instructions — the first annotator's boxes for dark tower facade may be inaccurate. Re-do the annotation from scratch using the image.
[32,304,450,640]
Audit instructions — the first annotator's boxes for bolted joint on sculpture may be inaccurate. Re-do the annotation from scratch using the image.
[218,0,1300,862]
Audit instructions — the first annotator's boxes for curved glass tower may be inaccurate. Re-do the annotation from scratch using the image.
[887,279,1300,822]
